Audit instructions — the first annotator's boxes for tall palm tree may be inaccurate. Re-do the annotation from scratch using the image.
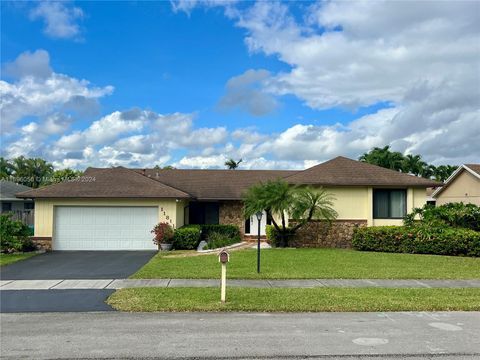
[434,165,458,182]
[244,180,337,247]
[225,158,243,170]
[0,157,14,179]
[402,154,426,176]
[359,145,404,171]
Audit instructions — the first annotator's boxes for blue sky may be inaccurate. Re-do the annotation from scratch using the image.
[1,1,478,169]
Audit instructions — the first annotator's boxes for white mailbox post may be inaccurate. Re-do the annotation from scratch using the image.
[218,250,230,303]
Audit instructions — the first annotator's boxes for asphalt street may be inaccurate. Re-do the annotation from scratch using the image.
[1,311,479,359]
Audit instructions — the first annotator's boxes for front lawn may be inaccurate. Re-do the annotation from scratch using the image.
[107,287,480,312]
[132,248,480,279]
[0,253,36,267]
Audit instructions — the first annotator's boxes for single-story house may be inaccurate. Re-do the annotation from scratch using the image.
[17,156,440,251]
[1,180,35,226]
[432,164,480,206]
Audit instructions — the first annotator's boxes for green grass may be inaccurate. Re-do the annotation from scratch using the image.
[107,287,480,312]
[132,248,480,280]
[0,253,36,266]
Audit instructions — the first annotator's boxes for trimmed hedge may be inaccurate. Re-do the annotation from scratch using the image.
[200,224,241,243]
[265,224,296,247]
[352,225,480,257]
[205,230,241,250]
[173,225,201,250]
[172,224,241,250]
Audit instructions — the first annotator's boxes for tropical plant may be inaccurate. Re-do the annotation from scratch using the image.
[225,158,243,170]
[0,157,14,179]
[0,213,34,253]
[359,146,404,171]
[151,222,174,247]
[402,154,426,176]
[433,165,457,182]
[244,180,338,247]
[47,169,83,184]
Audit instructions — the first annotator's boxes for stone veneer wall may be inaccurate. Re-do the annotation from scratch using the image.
[289,220,367,248]
[30,237,52,251]
[219,201,245,235]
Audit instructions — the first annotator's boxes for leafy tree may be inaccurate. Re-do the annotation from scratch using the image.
[244,180,337,247]
[402,154,426,176]
[0,157,14,179]
[359,146,404,171]
[8,156,53,188]
[420,164,436,179]
[434,165,457,182]
[225,158,243,170]
[47,169,83,184]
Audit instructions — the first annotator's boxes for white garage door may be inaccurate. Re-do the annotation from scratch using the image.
[54,207,158,250]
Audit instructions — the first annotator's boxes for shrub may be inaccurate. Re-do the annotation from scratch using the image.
[205,230,241,249]
[265,224,296,247]
[200,224,241,243]
[0,213,33,253]
[352,224,480,257]
[151,222,174,247]
[404,202,480,231]
[173,225,202,250]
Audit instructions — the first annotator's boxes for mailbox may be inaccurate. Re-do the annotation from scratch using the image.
[219,250,230,264]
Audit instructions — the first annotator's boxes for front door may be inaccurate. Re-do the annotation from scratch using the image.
[247,210,267,236]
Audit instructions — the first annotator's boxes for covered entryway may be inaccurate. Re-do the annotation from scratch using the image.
[54,206,158,250]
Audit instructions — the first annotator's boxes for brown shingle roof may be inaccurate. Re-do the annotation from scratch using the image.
[17,167,191,199]
[284,156,442,187]
[465,164,480,176]
[137,169,297,200]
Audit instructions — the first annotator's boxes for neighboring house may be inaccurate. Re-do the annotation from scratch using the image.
[17,156,440,251]
[432,164,480,206]
[0,180,35,226]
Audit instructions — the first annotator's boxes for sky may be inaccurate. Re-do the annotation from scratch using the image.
[1,0,479,170]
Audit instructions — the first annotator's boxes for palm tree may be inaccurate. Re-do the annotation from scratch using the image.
[434,165,458,182]
[225,158,243,170]
[244,180,337,247]
[359,145,404,171]
[11,156,54,188]
[420,164,436,179]
[402,154,426,176]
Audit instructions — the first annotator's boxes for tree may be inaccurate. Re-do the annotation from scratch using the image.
[420,164,436,179]
[402,154,426,176]
[9,156,54,188]
[244,180,338,247]
[225,158,243,170]
[0,157,14,179]
[359,146,404,171]
[48,169,83,184]
[434,165,457,182]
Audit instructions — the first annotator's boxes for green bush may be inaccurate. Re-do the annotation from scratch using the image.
[200,224,241,242]
[0,213,34,253]
[265,224,296,247]
[205,230,241,249]
[404,202,480,231]
[352,224,480,257]
[173,225,202,250]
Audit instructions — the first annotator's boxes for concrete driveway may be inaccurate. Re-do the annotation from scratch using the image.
[0,251,156,313]
[0,251,156,280]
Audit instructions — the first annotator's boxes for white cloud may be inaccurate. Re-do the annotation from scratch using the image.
[218,69,277,116]
[29,1,84,40]
[0,50,113,133]
[3,49,52,79]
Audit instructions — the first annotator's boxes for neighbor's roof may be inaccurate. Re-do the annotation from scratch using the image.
[432,164,480,198]
[284,156,442,187]
[17,157,442,200]
[136,169,297,200]
[0,180,32,201]
[16,167,191,199]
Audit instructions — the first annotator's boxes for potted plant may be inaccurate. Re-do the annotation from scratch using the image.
[151,222,174,251]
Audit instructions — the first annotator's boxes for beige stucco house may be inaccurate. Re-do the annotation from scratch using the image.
[17,156,440,251]
[432,164,480,206]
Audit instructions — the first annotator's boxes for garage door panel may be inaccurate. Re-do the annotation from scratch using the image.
[54,206,158,250]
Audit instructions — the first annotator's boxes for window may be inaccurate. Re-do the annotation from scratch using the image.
[373,189,406,219]
[24,202,35,210]
[1,202,12,212]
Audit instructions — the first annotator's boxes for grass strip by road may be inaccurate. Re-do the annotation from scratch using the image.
[132,248,480,280]
[107,287,480,312]
[0,253,36,267]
